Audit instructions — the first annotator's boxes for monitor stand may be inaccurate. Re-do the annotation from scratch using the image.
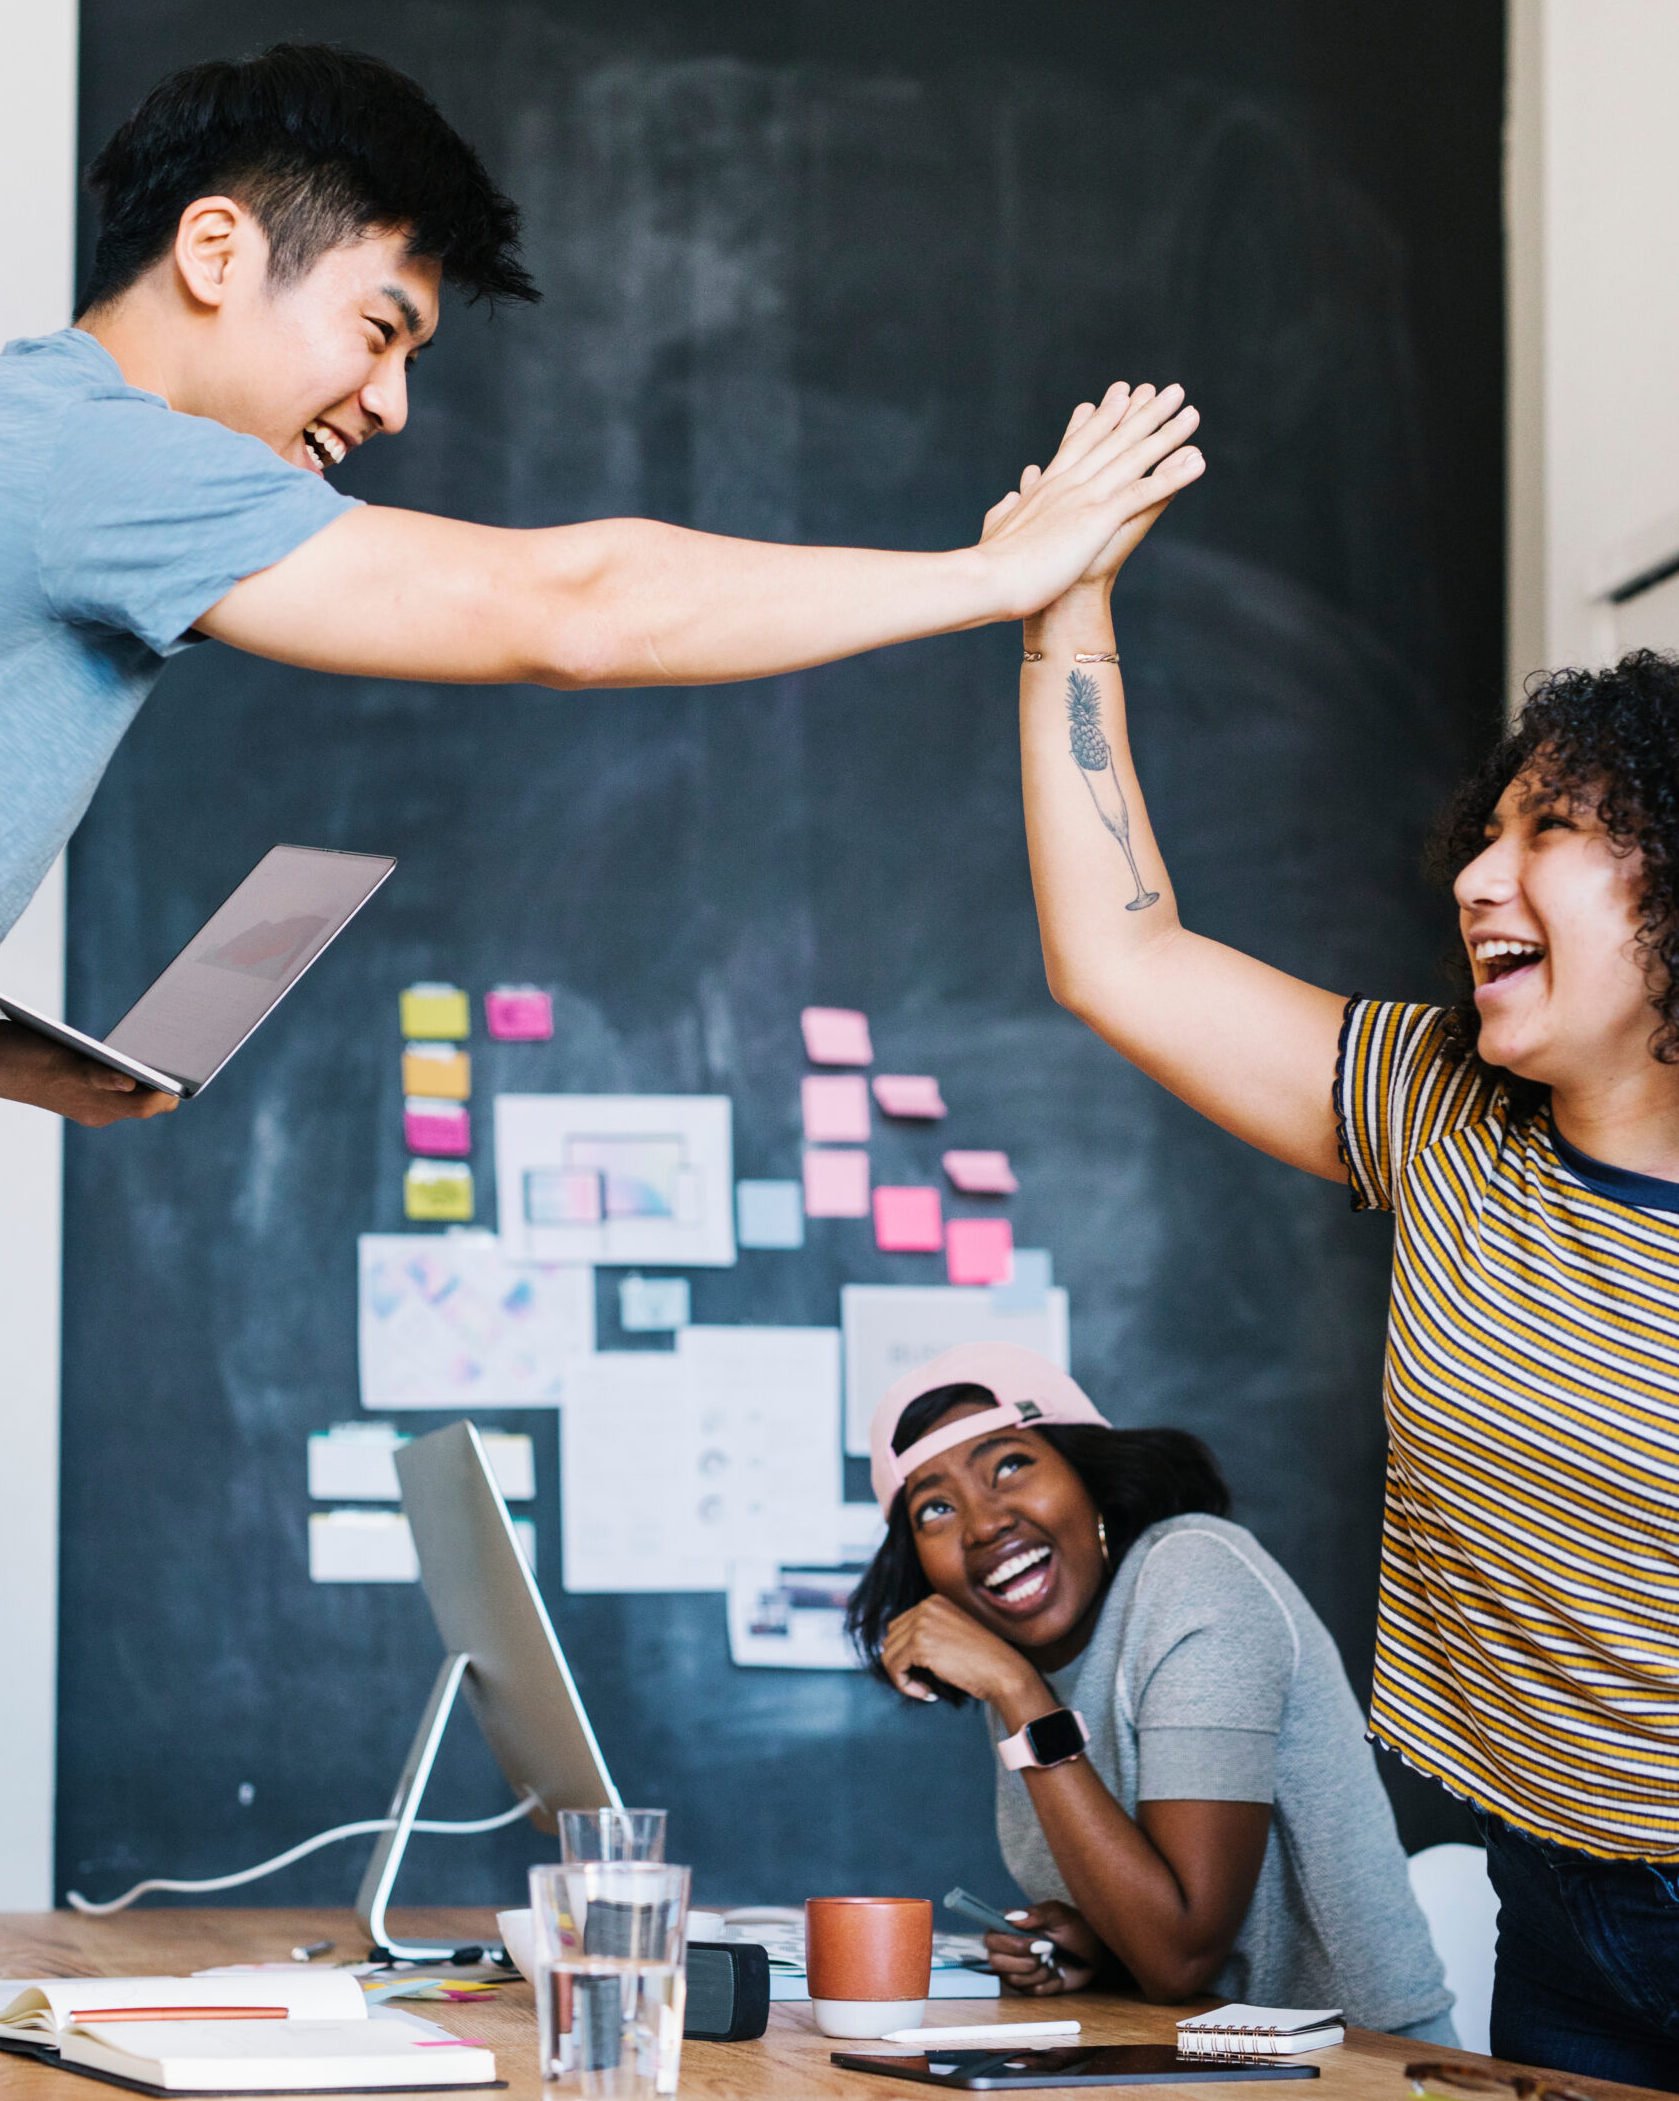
[356,1651,480,1962]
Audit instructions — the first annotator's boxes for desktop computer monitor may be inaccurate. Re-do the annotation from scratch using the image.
[357,1420,619,1956]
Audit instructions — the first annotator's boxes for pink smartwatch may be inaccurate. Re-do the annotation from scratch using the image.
[997,1707,1090,1771]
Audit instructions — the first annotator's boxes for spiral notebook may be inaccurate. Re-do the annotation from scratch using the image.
[1176,2007,1345,2058]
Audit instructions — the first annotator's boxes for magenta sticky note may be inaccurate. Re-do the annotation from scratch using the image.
[802,1073,871,1144]
[803,1147,871,1218]
[873,1185,944,1253]
[403,1099,471,1157]
[942,1148,1019,1195]
[801,1006,873,1066]
[946,1217,1014,1287]
[485,986,554,1041]
[872,1074,947,1120]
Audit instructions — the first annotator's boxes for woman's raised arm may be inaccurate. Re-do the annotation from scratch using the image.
[1002,402,1348,1179]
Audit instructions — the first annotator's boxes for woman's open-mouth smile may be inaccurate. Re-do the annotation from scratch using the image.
[1472,936,1547,1007]
[973,1541,1060,1620]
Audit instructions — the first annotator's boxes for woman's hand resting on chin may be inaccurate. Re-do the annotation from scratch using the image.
[880,1593,1046,1714]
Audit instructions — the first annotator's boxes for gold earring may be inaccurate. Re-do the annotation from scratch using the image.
[1097,1514,1110,1566]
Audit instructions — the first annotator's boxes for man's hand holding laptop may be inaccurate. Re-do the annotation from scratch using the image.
[0,1026,179,1125]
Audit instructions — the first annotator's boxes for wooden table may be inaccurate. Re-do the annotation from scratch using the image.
[0,1910,1661,2101]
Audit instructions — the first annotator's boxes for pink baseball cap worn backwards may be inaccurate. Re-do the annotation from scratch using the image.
[869,1340,1107,1514]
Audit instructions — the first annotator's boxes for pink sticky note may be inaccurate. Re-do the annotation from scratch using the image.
[404,1100,471,1157]
[803,1148,871,1218]
[802,1073,871,1144]
[872,1074,947,1120]
[946,1217,1015,1286]
[873,1186,944,1253]
[801,1006,874,1066]
[942,1149,1019,1195]
[485,986,554,1041]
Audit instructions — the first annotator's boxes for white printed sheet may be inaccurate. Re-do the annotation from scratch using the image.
[560,1326,841,1592]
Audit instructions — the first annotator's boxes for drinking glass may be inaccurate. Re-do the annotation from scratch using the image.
[558,1808,667,1863]
[531,1859,690,2097]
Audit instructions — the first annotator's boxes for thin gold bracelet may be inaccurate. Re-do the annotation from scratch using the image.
[1022,649,1119,665]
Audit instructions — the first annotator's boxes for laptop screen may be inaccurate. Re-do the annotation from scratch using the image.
[106,845,394,1090]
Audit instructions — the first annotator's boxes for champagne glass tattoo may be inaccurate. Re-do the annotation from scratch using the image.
[1065,668,1159,910]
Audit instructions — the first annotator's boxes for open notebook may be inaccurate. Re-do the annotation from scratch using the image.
[0,1976,499,2095]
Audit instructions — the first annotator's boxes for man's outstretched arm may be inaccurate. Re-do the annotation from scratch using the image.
[197,384,1204,686]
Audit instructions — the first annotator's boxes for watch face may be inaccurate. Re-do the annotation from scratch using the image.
[1026,1708,1085,1765]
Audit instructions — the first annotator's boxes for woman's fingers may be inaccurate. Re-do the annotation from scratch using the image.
[988,1953,1047,1982]
[985,1942,1048,1978]
[1116,400,1201,474]
[1074,384,1187,482]
[983,1930,1041,1959]
[879,1633,939,1703]
[1089,412,1202,516]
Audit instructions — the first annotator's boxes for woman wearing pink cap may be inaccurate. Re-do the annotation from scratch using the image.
[846,1343,1453,2037]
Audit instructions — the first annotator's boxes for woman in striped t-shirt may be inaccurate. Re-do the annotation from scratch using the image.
[992,400,1679,2087]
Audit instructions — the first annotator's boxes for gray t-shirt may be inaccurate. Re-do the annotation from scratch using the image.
[0,328,357,937]
[994,1514,1451,2032]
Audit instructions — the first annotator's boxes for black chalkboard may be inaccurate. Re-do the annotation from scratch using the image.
[59,0,1504,1916]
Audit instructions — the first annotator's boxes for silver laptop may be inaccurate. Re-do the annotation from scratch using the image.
[0,844,395,1097]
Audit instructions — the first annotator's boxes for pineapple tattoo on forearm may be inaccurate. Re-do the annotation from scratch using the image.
[1065,668,1159,911]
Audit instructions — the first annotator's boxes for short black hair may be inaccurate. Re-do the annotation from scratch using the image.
[79,43,538,315]
[1426,649,1679,1104]
[844,1382,1230,1703]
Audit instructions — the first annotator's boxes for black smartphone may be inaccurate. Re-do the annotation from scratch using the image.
[830,2045,1323,2090]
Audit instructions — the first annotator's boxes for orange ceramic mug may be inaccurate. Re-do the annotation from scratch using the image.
[805,1896,934,2039]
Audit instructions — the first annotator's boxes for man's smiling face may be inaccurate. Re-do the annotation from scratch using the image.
[184,220,441,477]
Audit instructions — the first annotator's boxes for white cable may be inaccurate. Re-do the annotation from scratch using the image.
[65,1794,540,1916]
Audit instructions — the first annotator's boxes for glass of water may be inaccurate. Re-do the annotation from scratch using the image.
[558,1808,667,1864]
[530,1859,690,2097]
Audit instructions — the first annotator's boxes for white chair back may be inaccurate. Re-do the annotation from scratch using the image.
[1406,1842,1498,2055]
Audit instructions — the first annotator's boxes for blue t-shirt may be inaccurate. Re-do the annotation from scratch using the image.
[0,328,358,936]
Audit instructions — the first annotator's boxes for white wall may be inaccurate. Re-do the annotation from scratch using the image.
[0,0,78,1910]
[1508,0,1679,699]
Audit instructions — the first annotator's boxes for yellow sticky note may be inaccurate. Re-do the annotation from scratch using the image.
[400,982,470,1039]
[404,1160,474,1222]
[402,1043,471,1099]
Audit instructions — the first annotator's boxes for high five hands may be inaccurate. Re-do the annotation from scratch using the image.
[982,382,1202,603]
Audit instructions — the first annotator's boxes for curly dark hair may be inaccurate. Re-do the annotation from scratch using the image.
[843,1382,1229,1705]
[1425,649,1679,1098]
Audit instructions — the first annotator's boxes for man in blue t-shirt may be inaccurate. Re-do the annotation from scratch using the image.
[0,43,1203,1130]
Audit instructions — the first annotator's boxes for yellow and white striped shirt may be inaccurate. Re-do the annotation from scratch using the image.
[1338,998,1679,1859]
